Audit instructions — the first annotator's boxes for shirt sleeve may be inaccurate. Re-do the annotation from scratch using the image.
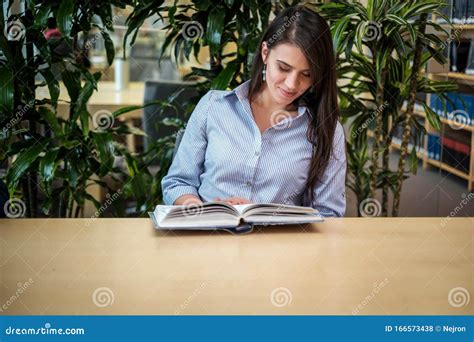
[308,122,347,217]
[161,90,213,205]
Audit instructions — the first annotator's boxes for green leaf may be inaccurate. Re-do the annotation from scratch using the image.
[206,7,225,57]
[112,100,167,117]
[91,131,115,176]
[38,69,60,108]
[57,0,75,37]
[80,109,90,137]
[367,0,374,20]
[0,64,14,118]
[84,192,102,212]
[6,143,45,196]
[422,102,441,131]
[332,14,353,53]
[61,69,81,103]
[64,140,81,149]
[75,72,101,120]
[101,30,115,66]
[404,2,439,18]
[40,147,60,183]
[67,161,79,188]
[408,146,418,174]
[38,106,63,137]
[211,62,237,90]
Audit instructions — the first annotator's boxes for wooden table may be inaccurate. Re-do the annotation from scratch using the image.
[37,81,145,152]
[36,81,145,109]
[0,218,472,315]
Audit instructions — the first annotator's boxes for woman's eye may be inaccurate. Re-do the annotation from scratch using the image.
[303,73,311,78]
[278,66,290,72]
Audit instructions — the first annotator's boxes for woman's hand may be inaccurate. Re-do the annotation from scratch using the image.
[213,197,252,205]
[174,194,203,205]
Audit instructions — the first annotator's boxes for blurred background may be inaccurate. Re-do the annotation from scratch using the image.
[0,0,473,219]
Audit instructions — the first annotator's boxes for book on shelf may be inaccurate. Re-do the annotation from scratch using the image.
[436,0,474,24]
[427,133,442,161]
[450,40,470,73]
[452,0,471,24]
[466,39,474,75]
[149,202,323,232]
[441,130,471,172]
[429,92,474,126]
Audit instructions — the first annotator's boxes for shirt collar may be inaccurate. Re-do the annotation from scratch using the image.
[223,80,310,119]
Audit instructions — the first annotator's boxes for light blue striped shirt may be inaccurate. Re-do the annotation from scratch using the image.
[161,80,346,217]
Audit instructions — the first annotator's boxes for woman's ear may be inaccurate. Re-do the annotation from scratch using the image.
[261,41,269,64]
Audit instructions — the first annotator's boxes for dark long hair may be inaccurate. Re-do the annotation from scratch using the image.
[248,5,340,205]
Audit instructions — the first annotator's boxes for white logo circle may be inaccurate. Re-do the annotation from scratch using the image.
[4,20,25,41]
[270,110,293,130]
[92,287,115,307]
[4,198,26,218]
[181,199,204,218]
[359,198,381,217]
[270,287,292,307]
[363,21,382,42]
[182,21,204,41]
[448,287,470,308]
[92,110,114,130]
[447,110,469,130]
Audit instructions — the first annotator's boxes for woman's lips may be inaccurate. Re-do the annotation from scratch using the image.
[279,87,296,98]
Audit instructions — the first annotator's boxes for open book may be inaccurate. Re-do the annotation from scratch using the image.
[149,202,323,232]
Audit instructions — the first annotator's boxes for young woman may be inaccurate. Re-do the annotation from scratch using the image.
[161,5,346,217]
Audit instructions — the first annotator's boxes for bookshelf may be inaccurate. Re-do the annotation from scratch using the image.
[366,2,474,191]
[421,76,474,191]
[415,3,474,191]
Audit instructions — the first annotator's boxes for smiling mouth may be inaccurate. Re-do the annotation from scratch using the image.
[279,88,296,98]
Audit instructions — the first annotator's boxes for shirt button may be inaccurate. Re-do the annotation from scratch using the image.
[255,151,260,156]
[246,181,252,187]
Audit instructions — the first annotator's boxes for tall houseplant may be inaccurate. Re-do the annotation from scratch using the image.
[319,0,457,216]
[0,0,171,217]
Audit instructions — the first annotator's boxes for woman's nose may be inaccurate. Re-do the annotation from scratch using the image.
[285,72,299,91]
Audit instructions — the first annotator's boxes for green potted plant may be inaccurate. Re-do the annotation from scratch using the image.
[318,0,457,216]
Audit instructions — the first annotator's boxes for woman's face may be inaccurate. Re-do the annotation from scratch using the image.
[261,42,314,107]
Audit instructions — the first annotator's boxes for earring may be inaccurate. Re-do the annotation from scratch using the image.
[262,64,266,82]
